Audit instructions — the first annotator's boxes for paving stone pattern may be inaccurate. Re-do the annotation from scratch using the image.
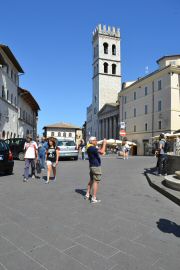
[0,156,179,270]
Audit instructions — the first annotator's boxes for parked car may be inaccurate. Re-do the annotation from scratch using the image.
[57,139,78,160]
[0,140,14,175]
[5,138,26,161]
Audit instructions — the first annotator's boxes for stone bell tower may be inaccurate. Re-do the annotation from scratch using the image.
[91,24,121,138]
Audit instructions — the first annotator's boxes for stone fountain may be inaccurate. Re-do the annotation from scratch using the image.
[164,171,180,191]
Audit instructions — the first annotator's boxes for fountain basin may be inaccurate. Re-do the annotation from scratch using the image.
[164,174,180,191]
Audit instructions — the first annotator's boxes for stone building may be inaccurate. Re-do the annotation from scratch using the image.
[86,24,121,140]
[18,87,40,138]
[119,55,180,155]
[43,122,82,145]
[0,44,40,139]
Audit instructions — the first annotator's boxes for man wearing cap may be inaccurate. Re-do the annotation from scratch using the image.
[85,137,107,203]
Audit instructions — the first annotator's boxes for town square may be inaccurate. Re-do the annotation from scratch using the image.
[0,0,180,269]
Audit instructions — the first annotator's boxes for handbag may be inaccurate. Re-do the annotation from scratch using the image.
[36,160,41,174]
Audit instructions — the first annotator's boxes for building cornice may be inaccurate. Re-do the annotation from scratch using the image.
[119,65,180,96]
[93,58,121,65]
[93,73,121,79]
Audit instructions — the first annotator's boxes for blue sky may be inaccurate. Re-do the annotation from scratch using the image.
[1,0,180,134]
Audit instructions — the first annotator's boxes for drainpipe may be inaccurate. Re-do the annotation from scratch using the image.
[152,81,155,138]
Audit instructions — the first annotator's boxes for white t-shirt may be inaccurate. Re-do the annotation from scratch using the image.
[24,141,38,159]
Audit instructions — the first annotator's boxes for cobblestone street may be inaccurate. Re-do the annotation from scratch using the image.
[0,156,179,270]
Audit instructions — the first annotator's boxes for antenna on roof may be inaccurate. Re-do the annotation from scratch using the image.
[145,66,149,74]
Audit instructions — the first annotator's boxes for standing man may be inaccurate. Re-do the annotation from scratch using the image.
[158,133,168,176]
[85,137,107,203]
[23,135,38,182]
[38,137,48,170]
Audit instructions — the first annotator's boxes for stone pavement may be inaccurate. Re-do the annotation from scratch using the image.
[0,156,180,270]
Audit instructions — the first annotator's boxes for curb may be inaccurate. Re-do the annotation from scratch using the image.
[145,172,180,206]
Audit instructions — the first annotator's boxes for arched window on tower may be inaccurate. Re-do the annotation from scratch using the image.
[103,43,108,54]
[112,45,116,55]
[112,64,116,75]
[104,62,108,74]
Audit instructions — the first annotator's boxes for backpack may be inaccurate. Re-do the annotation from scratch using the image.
[163,141,170,153]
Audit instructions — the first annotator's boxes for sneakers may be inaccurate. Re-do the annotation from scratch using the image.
[84,194,90,200]
[23,178,28,182]
[91,197,101,203]
[32,175,35,179]
[45,180,49,184]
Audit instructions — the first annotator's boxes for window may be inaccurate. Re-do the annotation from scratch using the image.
[145,87,148,96]
[104,62,108,73]
[134,108,136,117]
[134,125,136,132]
[69,132,72,137]
[20,108,22,118]
[23,110,25,120]
[124,112,127,120]
[2,85,5,99]
[112,64,116,75]
[145,123,148,131]
[134,92,136,100]
[6,65,9,74]
[58,132,61,137]
[124,96,127,104]
[7,90,9,100]
[63,132,66,137]
[11,94,13,104]
[145,105,148,114]
[14,97,16,106]
[158,80,162,90]
[158,100,162,112]
[51,132,54,136]
[158,121,161,130]
[103,43,108,54]
[112,44,116,55]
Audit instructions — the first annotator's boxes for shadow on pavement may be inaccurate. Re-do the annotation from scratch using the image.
[156,218,180,237]
[75,188,87,197]
[144,167,157,175]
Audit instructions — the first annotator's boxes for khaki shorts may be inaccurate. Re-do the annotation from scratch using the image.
[89,166,102,182]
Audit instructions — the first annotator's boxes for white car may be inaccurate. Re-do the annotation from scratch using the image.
[57,139,78,160]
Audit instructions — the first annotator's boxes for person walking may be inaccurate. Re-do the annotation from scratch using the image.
[84,137,107,203]
[38,137,48,170]
[158,133,168,176]
[23,135,38,182]
[45,137,59,183]
[122,139,130,160]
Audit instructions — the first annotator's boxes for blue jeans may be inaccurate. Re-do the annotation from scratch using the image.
[158,154,168,174]
[38,153,46,169]
[24,159,35,179]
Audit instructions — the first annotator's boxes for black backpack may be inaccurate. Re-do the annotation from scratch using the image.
[163,141,170,153]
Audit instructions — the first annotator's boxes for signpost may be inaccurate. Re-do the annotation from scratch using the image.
[120,122,125,129]
[119,129,126,137]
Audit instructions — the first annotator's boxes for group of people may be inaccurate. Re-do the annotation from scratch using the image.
[23,136,59,183]
[23,135,106,203]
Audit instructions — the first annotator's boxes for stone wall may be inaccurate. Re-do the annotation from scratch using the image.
[167,155,180,174]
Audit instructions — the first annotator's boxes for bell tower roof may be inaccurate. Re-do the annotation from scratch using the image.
[93,24,120,41]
